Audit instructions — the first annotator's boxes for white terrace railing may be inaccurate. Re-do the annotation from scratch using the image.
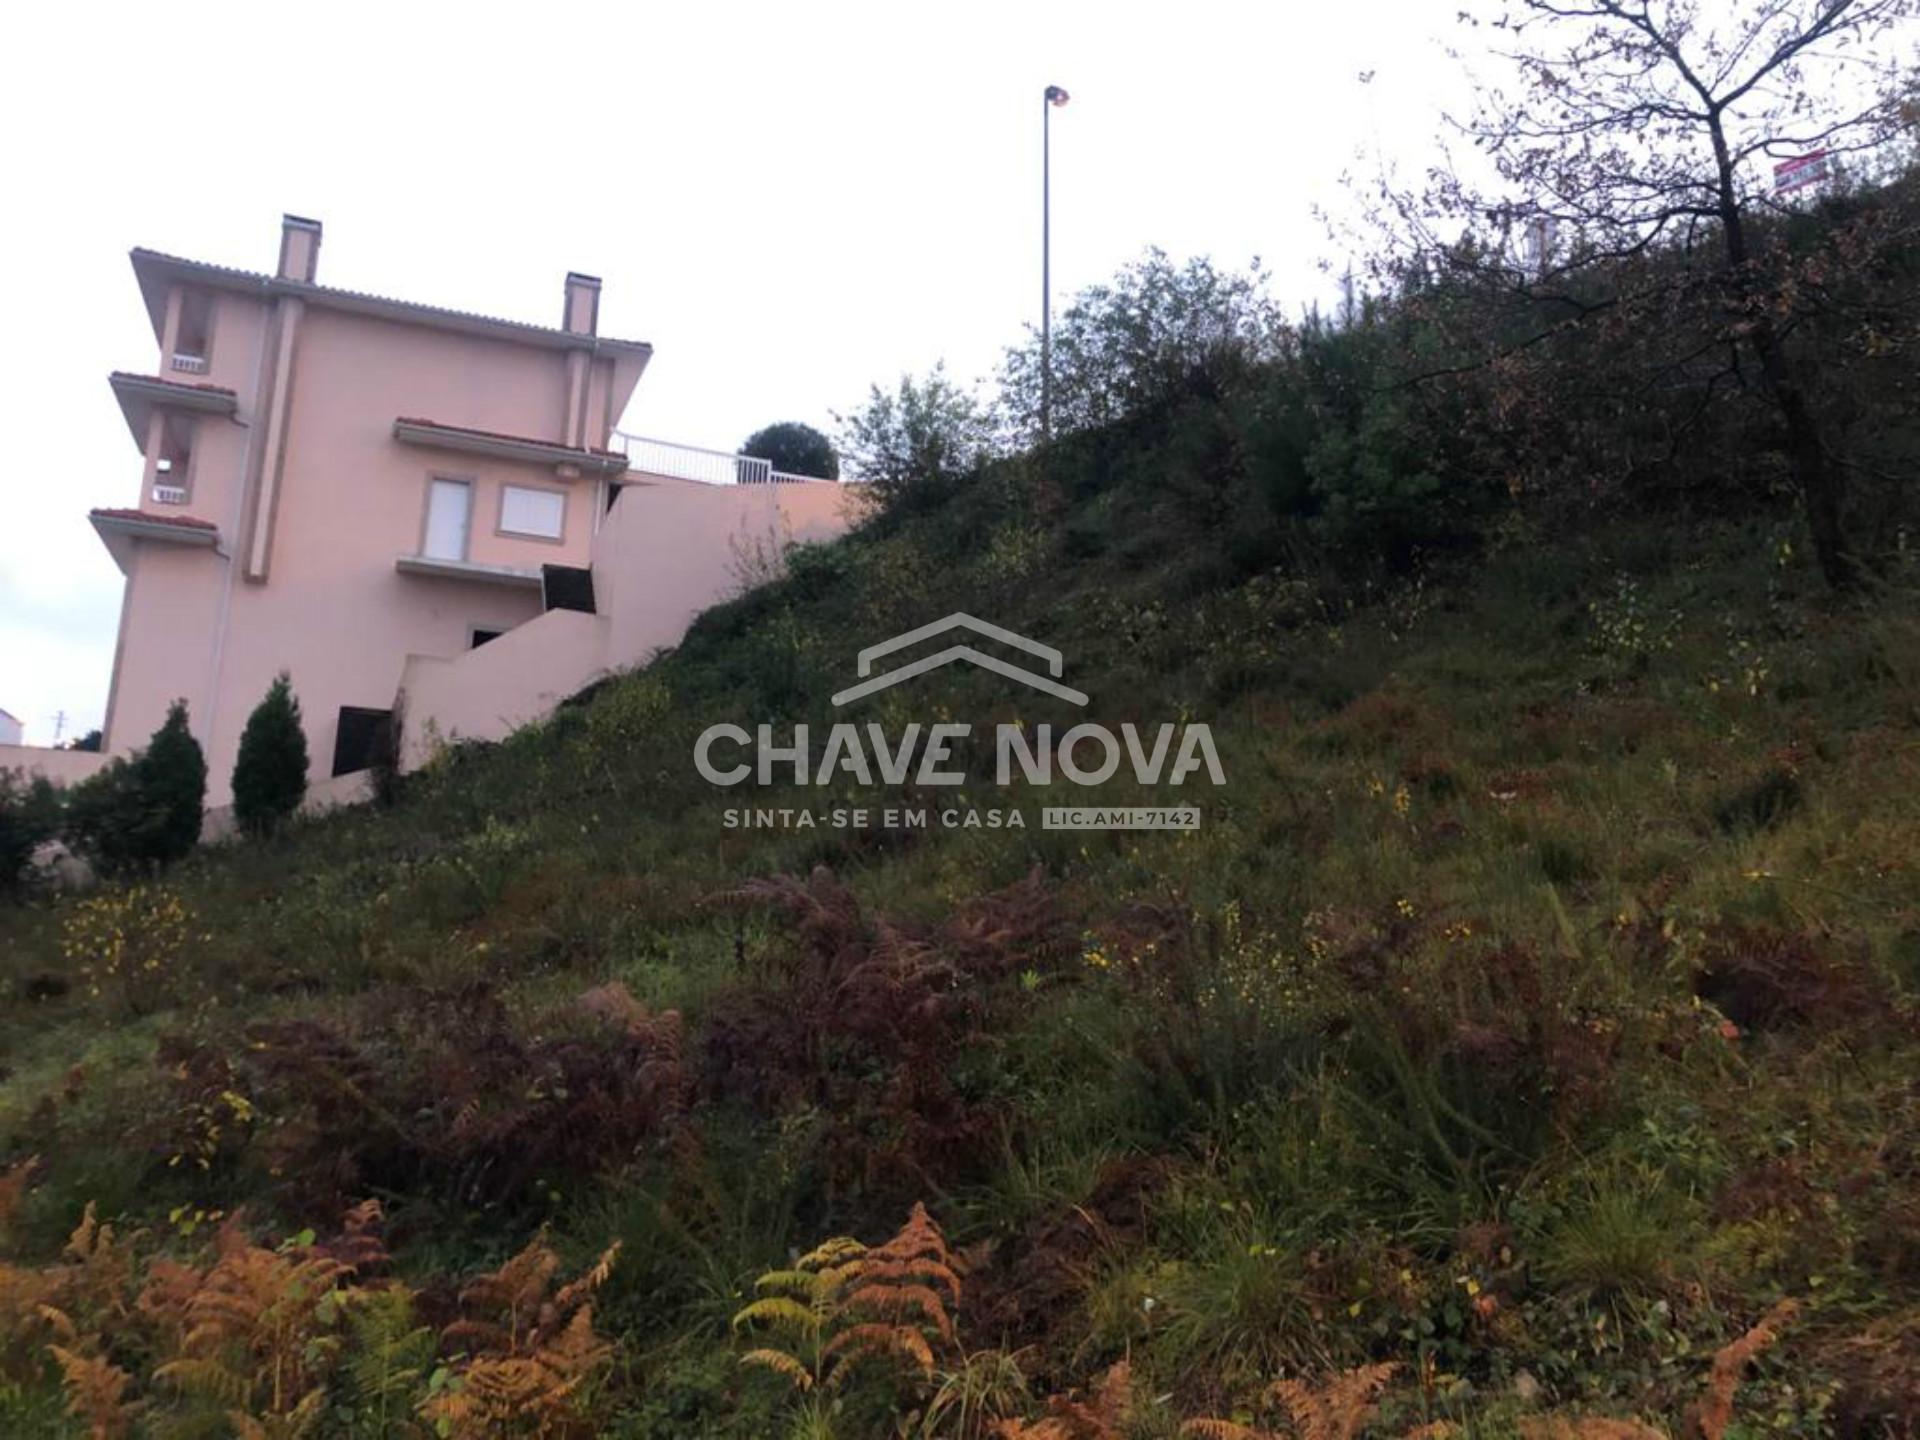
[607,431,830,485]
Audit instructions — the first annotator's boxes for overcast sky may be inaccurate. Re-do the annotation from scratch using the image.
[0,0,1475,745]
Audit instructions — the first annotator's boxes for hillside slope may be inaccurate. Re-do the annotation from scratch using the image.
[3,438,1919,1436]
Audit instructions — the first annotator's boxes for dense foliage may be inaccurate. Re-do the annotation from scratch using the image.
[0,770,60,894]
[741,421,841,481]
[61,701,205,875]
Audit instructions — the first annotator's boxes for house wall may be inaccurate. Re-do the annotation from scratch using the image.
[395,476,856,770]
[100,279,636,808]
[0,746,111,788]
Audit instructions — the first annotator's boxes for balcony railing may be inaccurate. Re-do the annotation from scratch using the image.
[169,353,208,376]
[607,432,829,486]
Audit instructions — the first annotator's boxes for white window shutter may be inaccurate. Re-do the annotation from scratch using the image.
[500,485,564,539]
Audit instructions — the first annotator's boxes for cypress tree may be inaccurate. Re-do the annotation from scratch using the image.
[138,699,206,861]
[232,672,309,837]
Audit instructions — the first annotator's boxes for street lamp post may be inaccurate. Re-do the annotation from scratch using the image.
[1042,84,1069,443]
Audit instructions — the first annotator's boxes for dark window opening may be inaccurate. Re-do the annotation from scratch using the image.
[541,564,596,615]
[471,628,504,648]
[332,706,393,778]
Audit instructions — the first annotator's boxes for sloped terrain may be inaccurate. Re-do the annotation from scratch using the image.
[4,403,1920,1435]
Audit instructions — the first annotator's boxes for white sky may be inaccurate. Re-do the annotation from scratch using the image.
[0,0,1471,745]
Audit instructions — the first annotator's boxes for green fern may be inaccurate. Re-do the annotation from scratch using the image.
[340,1287,435,1438]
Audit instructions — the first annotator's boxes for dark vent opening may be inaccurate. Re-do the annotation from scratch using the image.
[542,563,596,615]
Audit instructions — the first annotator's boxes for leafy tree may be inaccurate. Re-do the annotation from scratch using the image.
[998,248,1285,444]
[739,421,840,480]
[1396,0,1919,588]
[66,729,102,753]
[837,364,994,515]
[232,672,310,837]
[65,700,205,872]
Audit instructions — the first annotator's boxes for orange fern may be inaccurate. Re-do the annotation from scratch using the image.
[0,1154,37,1238]
[735,1198,964,1432]
[422,1237,619,1439]
[993,1360,1134,1439]
[1690,1300,1797,1440]
[1518,1419,1666,1440]
[48,1342,141,1439]
[1180,1362,1397,1440]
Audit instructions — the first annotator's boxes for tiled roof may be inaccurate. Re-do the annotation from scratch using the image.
[393,416,623,459]
[90,507,218,532]
[107,371,238,397]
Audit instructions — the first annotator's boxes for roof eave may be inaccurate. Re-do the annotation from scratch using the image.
[108,372,239,449]
[89,512,220,573]
[130,249,653,357]
[392,419,630,476]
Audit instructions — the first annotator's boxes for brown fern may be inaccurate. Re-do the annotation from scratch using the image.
[1518,1420,1666,1440]
[1180,1362,1397,1440]
[423,1236,618,1438]
[147,1220,351,1425]
[736,1200,963,1411]
[992,1359,1134,1439]
[0,1154,37,1238]
[48,1343,141,1439]
[1689,1300,1797,1440]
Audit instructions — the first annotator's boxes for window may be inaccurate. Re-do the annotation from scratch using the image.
[499,484,565,541]
[150,415,194,504]
[332,707,392,777]
[170,290,215,374]
[423,478,472,560]
[471,627,504,648]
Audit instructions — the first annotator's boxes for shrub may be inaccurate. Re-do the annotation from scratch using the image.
[63,701,205,873]
[0,769,61,895]
[230,672,309,837]
[740,421,840,480]
[59,885,191,1016]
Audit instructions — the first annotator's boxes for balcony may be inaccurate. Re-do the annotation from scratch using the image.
[608,432,832,486]
[169,352,209,376]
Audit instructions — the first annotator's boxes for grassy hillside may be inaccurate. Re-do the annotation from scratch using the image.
[3,431,1919,1436]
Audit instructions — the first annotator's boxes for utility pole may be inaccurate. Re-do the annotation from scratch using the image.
[1042,84,1069,442]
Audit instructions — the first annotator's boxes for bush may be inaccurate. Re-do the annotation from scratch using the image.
[837,364,993,516]
[0,769,61,895]
[232,672,310,837]
[64,700,205,873]
[740,421,839,480]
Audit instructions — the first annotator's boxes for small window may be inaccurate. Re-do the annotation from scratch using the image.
[499,484,565,540]
[471,627,504,649]
[423,478,472,560]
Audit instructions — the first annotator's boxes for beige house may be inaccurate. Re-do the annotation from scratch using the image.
[4,215,852,810]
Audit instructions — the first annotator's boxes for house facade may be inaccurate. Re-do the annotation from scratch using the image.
[35,214,853,813]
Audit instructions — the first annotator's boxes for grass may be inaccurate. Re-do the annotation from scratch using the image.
[1,450,1917,1434]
